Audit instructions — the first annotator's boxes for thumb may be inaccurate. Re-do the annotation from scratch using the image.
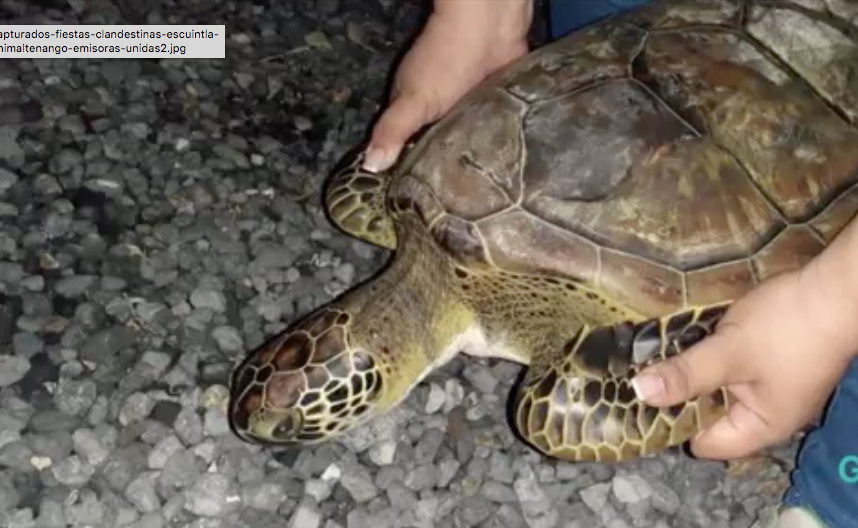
[363,93,432,173]
[690,399,772,459]
[631,330,739,408]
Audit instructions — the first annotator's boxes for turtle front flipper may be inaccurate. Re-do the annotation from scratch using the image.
[325,147,397,250]
[513,303,734,463]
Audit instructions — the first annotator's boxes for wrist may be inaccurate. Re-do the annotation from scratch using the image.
[801,218,858,360]
[433,0,532,45]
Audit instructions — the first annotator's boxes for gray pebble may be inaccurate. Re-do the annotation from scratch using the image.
[613,474,653,504]
[54,275,95,297]
[125,471,162,513]
[132,511,166,528]
[135,350,173,380]
[0,356,29,386]
[51,455,95,486]
[424,383,445,414]
[80,325,137,362]
[304,479,334,503]
[340,465,378,503]
[65,489,107,526]
[184,474,239,517]
[488,452,514,484]
[649,480,681,515]
[580,482,612,513]
[189,287,226,312]
[0,474,21,513]
[515,468,559,528]
[403,464,438,492]
[72,428,110,466]
[333,263,355,285]
[30,431,73,460]
[0,441,33,472]
[481,481,517,503]
[21,275,43,292]
[241,479,285,512]
[0,168,17,194]
[54,379,98,416]
[159,449,204,490]
[462,363,498,394]
[119,393,155,425]
[212,325,244,354]
[0,430,19,450]
[437,459,461,488]
[174,407,204,445]
[288,499,321,528]
[147,434,184,469]
[203,407,230,437]
[28,410,79,433]
[35,498,65,527]
[414,428,444,465]
[11,333,42,358]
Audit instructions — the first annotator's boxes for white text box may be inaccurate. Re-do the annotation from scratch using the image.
[0,25,225,58]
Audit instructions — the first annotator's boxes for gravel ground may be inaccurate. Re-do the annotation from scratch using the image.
[0,0,801,527]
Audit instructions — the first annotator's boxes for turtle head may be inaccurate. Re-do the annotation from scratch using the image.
[228,307,384,445]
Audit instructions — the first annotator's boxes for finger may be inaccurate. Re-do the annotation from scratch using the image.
[689,400,774,459]
[363,93,430,172]
[631,330,739,407]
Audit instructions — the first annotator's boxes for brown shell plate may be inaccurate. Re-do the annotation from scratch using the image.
[388,0,858,317]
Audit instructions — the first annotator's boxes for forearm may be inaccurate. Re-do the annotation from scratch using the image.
[804,216,858,358]
[433,0,533,42]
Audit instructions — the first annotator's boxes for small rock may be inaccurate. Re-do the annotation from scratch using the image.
[612,474,653,504]
[51,455,95,486]
[118,393,155,425]
[53,379,97,416]
[462,363,498,394]
[212,326,243,354]
[72,428,109,466]
[189,287,226,312]
[424,383,445,413]
[242,479,284,512]
[0,356,29,386]
[80,326,137,362]
[288,499,321,528]
[340,466,378,503]
[125,472,161,513]
[0,168,17,193]
[148,434,184,469]
[184,474,239,517]
[54,275,95,297]
[580,482,612,513]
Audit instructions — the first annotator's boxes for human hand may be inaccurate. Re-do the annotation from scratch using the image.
[362,3,531,172]
[631,264,858,460]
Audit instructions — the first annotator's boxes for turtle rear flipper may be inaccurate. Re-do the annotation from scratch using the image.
[325,147,397,250]
[512,304,733,462]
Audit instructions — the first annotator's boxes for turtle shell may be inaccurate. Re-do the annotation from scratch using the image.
[386,0,858,317]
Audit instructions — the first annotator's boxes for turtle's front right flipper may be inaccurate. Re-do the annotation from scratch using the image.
[512,303,733,463]
[325,148,397,250]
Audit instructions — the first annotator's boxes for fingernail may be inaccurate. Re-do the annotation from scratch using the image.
[631,373,665,402]
[362,147,390,172]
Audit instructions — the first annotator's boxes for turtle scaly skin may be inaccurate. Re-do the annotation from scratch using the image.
[229,0,858,463]
[324,153,397,251]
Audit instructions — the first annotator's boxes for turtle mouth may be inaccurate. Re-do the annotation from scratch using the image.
[269,409,304,442]
[239,408,306,445]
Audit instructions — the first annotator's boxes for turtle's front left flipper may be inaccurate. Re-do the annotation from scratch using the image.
[325,148,397,250]
[513,304,732,463]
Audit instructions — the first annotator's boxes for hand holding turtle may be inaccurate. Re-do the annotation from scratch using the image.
[632,220,858,460]
[362,0,532,173]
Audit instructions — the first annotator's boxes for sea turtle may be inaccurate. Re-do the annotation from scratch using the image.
[228,0,858,464]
